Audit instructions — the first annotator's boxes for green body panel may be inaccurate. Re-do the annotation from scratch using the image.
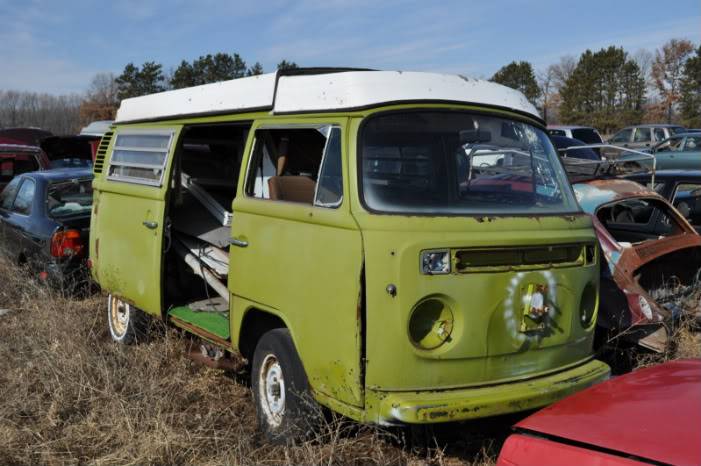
[230,117,364,408]
[91,103,608,425]
[169,306,230,340]
[91,125,182,316]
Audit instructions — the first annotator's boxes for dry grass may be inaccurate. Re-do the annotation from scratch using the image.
[0,257,501,466]
[635,279,701,369]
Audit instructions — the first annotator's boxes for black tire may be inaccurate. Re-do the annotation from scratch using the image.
[251,328,322,443]
[107,294,148,344]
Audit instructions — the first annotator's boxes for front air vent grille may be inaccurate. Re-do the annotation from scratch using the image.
[93,131,114,174]
[455,243,592,273]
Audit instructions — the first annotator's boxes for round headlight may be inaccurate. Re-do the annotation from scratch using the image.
[580,282,598,328]
[408,298,454,350]
[638,296,653,320]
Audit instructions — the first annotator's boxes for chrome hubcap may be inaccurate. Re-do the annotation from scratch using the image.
[259,354,285,427]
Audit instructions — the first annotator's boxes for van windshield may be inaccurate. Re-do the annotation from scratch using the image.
[360,111,579,215]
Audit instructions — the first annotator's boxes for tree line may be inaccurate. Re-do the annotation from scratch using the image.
[490,39,701,133]
[0,40,699,136]
[0,54,298,135]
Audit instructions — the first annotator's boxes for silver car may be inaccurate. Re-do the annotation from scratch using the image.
[605,124,687,157]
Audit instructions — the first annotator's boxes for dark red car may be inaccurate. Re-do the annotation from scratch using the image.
[497,359,701,466]
[0,144,50,191]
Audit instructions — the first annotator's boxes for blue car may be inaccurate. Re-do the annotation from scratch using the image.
[0,168,93,291]
[550,135,601,160]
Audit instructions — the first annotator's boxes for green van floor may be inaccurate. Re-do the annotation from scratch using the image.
[168,304,230,340]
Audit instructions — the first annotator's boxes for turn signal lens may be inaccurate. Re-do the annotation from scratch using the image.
[420,250,451,275]
[409,298,454,349]
[50,229,85,258]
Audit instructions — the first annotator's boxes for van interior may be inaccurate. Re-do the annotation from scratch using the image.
[163,123,341,342]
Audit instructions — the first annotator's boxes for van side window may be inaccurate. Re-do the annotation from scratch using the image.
[108,131,174,186]
[12,179,35,215]
[246,125,343,207]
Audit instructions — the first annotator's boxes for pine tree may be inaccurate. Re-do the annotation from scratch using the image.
[490,61,541,106]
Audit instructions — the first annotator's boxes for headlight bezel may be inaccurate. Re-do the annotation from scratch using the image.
[408,296,455,350]
[420,249,451,275]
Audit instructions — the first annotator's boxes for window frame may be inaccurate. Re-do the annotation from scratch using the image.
[611,128,632,143]
[106,128,176,187]
[244,122,345,208]
[0,177,22,211]
[633,127,651,143]
[356,108,580,217]
[11,178,36,216]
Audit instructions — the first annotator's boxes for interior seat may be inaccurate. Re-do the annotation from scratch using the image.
[268,176,316,203]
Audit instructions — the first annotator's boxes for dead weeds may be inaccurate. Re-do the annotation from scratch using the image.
[0,257,499,466]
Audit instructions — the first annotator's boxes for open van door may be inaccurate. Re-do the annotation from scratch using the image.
[91,127,180,317]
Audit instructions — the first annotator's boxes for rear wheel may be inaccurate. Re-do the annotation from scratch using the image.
[251,328,322,443]
[107,294,147,344]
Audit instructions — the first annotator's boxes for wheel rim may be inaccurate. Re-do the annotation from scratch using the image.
[109,295,130,338]
[259,354,285,427]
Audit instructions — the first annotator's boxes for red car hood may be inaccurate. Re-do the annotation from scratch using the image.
[516,359,701,466]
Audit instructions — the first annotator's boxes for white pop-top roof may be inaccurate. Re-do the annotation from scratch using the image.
[114,70,540,123]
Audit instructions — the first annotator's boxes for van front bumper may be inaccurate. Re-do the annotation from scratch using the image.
[372,358,610,424]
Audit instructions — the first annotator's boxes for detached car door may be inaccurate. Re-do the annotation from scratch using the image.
[91,127,180,317]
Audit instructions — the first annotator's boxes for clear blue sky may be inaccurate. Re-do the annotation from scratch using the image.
[1,0,699,94]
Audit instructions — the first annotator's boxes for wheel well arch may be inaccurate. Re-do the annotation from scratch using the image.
[238,308,288,361]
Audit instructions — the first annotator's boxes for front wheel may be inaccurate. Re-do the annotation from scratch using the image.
[251,328,322,443]
[107,294,147,344]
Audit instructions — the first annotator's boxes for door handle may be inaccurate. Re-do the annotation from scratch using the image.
[229,237,248,248]
[142,221,158,230]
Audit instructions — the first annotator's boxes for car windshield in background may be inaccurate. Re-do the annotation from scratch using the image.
[49,158,93,169]
[670,126,687,135]
[360,111,579,215]
[47,179,93,218]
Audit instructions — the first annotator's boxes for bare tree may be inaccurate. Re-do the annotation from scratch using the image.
[652,39,695,123]
[633,49,654,90]
[80,73,119,124]
[537,66,557,123]
[0,90,82,135]
[550,55,577,91]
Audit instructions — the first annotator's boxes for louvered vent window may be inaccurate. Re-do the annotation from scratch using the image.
[93,131,113,174]
[106,130,174,186]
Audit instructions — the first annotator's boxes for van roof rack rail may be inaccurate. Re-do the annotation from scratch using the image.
[559,144,656,185]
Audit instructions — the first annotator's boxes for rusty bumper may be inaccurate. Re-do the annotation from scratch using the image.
[372,358,610,424]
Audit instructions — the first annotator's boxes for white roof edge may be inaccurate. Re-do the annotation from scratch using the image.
[115,70,541,123]
[115,73,277,123]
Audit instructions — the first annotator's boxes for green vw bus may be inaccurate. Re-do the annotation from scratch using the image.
[90,68,609,440]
